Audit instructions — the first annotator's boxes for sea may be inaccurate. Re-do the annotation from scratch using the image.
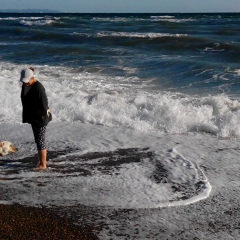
[0,13,240,239]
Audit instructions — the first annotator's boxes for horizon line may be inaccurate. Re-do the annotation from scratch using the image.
[0,10,239,14]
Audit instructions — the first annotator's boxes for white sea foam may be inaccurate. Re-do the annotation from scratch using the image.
[0,16,57,26]
[92,17,145,22]
[19,17,45,20]
[150,16,194,23]
[203,43,225,52]
[96,31,187,38]
[0,61,240,138]
[73,31,187,38]
[0,122,211,208]
[151,16,175,19]
[234,69,240,76]
[0,17,19,21]
[1,121,237,239]
[20,19,55,26]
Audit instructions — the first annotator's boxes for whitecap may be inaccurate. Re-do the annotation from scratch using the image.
[20,19,55,26]
[96,31,187,38]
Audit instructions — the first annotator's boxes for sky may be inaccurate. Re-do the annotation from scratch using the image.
[0,0,240,13]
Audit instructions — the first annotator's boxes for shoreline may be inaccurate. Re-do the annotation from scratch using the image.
[1,124,240,239]
[0,203,99,240]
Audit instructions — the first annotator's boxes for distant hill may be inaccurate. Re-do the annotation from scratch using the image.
[0,9,62,13]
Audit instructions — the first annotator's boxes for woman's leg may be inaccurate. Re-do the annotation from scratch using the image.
[37,149,47,169]
[31,124,47,169]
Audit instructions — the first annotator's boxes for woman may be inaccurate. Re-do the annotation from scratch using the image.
[20,67,52,170]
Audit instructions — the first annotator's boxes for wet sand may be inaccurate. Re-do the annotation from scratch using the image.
[1,139,240,239]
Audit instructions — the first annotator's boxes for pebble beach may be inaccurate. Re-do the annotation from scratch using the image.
[0,204,99,240]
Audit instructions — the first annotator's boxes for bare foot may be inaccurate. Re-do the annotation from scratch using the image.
[33,165,47,170]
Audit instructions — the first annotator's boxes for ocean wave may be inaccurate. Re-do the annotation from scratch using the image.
[151,15,175,19]
[92,16,194,23]
[95,31,187,39]
[20,19,55,26]
[72,31,187,39]
[150,16,195,23]
[200,42,239,53]
[1,63,240,138]
[0,16,59,21]
[152,18,194,23]
[233,69,240,76]
[92,17,146,22]
[20,17,45,20]
[0,17,20,21]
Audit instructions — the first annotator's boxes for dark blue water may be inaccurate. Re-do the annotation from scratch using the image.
[0,13,240,96]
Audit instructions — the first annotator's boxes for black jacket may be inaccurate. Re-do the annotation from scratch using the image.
[21,81,50,127]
